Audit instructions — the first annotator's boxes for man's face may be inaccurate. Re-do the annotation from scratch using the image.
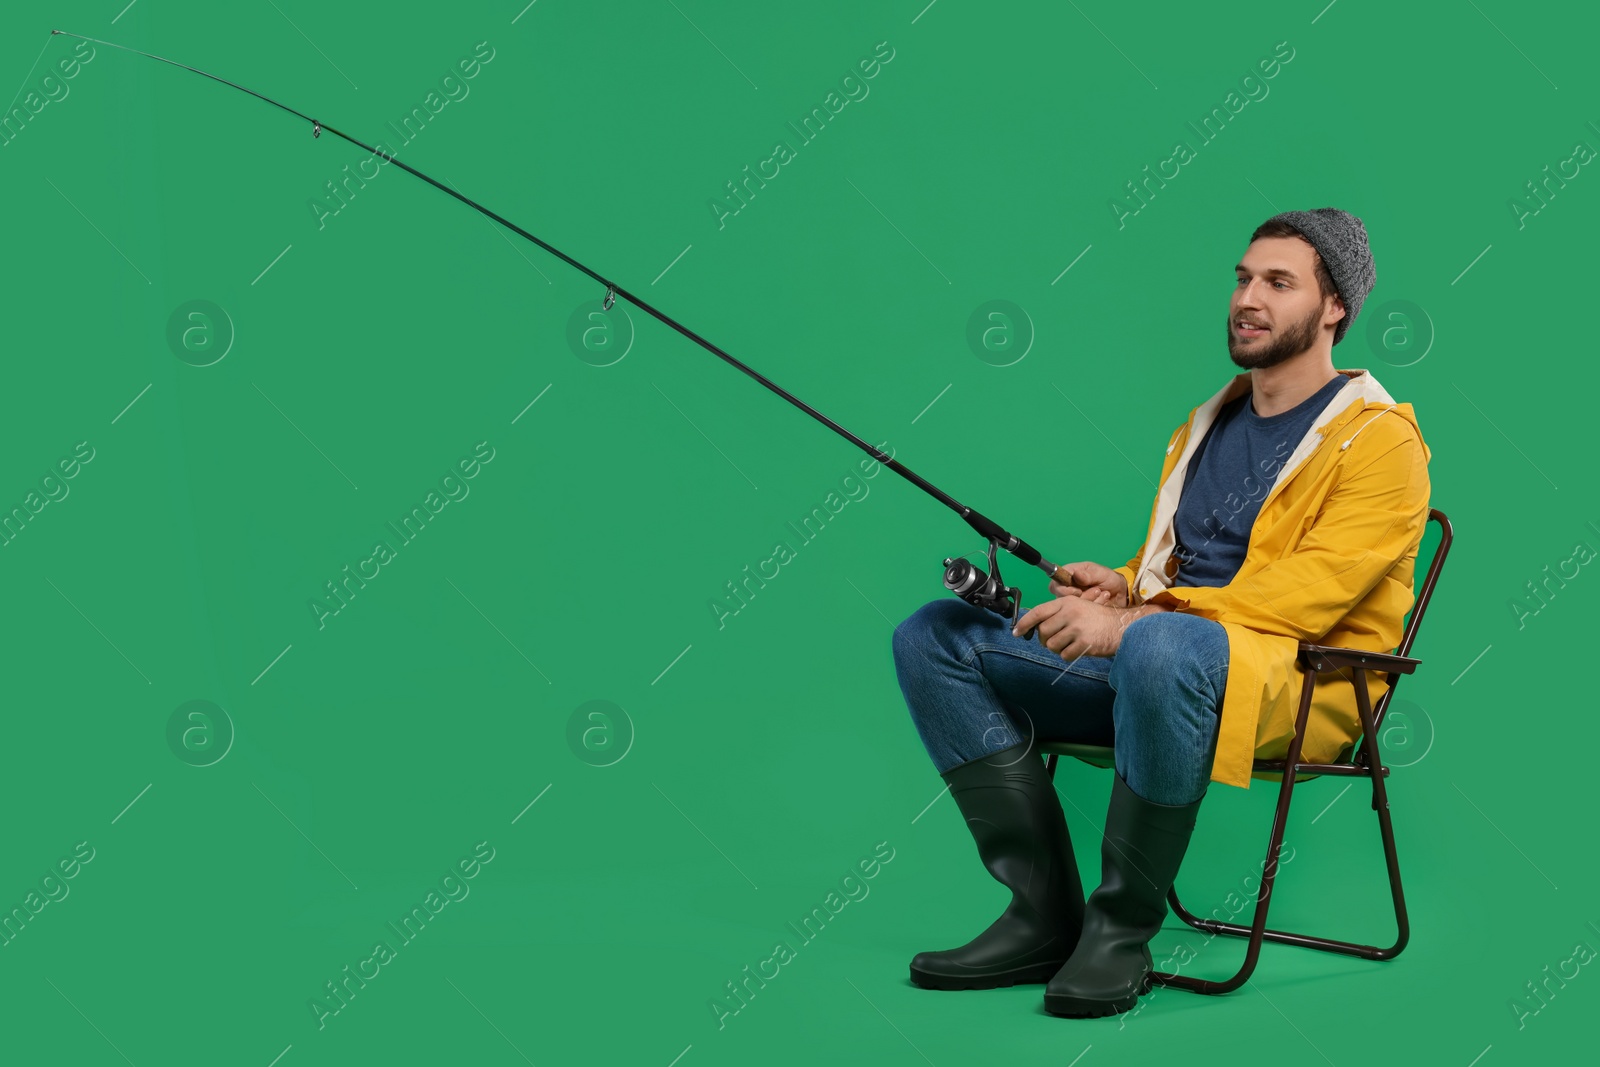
[1227,236,1344,369]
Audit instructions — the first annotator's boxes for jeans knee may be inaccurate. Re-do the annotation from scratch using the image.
[1112,612,1224,690]
[892,597,980,671]
[891,600,929,668]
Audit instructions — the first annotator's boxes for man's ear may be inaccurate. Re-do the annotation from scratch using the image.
[1325,294,1347,330]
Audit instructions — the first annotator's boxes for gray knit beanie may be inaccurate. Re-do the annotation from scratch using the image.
[1260,207,1375,346]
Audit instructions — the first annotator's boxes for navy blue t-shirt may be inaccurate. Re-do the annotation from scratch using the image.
[1171,373,1348,588]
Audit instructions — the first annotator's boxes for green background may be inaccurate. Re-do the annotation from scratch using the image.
[1,1,1593,1064]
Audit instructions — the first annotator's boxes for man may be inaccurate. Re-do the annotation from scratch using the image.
[891,208,1432,1018]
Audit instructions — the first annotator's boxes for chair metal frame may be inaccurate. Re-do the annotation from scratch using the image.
[1042,507,1453,994]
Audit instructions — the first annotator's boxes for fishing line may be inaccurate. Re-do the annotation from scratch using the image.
[48,28,1083,628]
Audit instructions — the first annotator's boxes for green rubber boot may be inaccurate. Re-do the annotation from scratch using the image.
[910,740,1086,990]
[1043,772,1203,1017]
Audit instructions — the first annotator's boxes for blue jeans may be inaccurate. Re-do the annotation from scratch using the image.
[891,597,1230,806]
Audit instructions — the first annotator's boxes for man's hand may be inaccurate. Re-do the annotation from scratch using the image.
[1013,597,1169,661]
[1050,561,1131,608]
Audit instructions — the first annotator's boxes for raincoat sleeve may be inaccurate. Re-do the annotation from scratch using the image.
[1147,431,1430,643]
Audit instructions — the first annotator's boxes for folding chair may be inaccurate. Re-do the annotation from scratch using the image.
[1040,507,1454,994]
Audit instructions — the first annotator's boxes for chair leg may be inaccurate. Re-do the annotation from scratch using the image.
[1151,736,1302,992]
[1351,668,1410,958]
[1138,667,1316,995]
[1153,669,1410,996]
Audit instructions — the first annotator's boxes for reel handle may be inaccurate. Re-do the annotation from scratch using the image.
[942,539,1036,640]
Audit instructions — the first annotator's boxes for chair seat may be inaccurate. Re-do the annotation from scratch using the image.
[1037,741,1115,767]
[1035,740,1332,783]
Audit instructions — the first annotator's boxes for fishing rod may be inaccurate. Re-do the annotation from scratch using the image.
[49,28,1084,630]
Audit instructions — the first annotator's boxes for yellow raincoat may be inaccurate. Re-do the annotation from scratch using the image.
[1112,367,1432,790]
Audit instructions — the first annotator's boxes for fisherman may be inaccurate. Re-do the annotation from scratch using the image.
[891,208,1433,1017]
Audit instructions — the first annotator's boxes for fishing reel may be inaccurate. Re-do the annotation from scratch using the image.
[943,538,1025,630]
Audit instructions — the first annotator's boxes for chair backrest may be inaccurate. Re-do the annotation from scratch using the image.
[1361,507,1453,753]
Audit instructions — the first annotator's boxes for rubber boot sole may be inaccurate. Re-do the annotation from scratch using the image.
[1042,972,1155,1017]
[911,956,1070,991]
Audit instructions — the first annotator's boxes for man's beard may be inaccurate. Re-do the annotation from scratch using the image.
[1226,301,1326,369]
